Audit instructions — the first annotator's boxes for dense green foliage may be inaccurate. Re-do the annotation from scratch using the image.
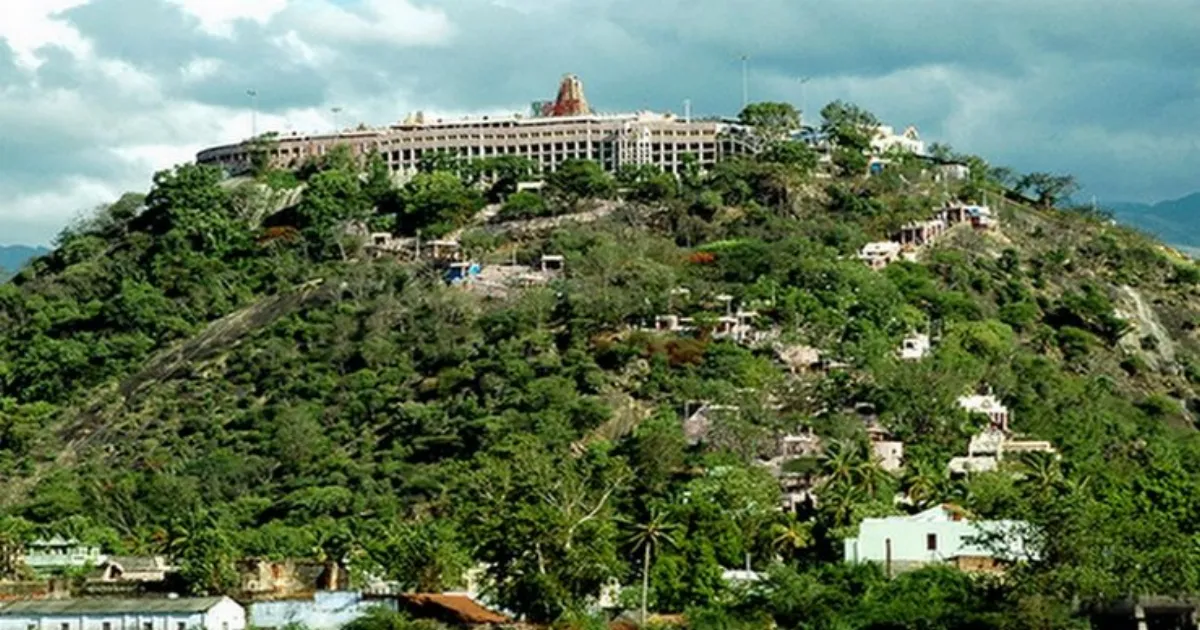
[2,101,1200,629]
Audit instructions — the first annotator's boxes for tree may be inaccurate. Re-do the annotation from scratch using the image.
[418,150,462,175]
[398,171,484,236]
[468,156,537,201]
[498,190,547,221]
[739,102,802,143]
[0,517,31,580]
[759,141,818,173]
[820,100,879,152]
[296,168,372,259]
[616,164,677,204]
[547,159,615,208]
[769,514,813,562]
[171,511,238,595]
[246,132,281,177]
[460,440,630,621]
[139,164,243,256]
[624,508,679,624]
[366,519,470,592]
[1017,172,1080,208]
[363,153,396,208]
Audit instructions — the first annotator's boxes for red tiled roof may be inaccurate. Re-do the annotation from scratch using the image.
[398,593,511,625]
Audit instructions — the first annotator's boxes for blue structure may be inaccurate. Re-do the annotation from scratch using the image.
[445,262,481,284]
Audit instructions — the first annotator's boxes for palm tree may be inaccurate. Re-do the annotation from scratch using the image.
[854,458,890,499]
[770,514,813,562]
[1019,451,1062,499]
[625,509,679,625]
[820,440,860,487]
[902,460,943,509]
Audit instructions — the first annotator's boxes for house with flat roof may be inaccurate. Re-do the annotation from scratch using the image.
[90,556,173,583]
[0,597,245,630]
[859,241,902,270]
[843,505,1032,575]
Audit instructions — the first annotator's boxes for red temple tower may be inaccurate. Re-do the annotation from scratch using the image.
[538,74,592,117]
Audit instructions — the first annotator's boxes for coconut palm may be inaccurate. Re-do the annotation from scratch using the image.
[902,460,944,509]
[1019,451,1063,499]
[624,509,680,625]
[770,514,813,562]
[820,440,861,487]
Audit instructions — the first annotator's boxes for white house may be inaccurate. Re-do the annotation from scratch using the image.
[843,505,1032,574]
[871,125,926,156]
[898,333,931,361]
[0,597,245,630]
[249,592,393,630]
[859,241,902,270]
[957,392,1010,431]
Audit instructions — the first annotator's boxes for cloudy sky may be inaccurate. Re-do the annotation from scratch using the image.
[1,0,1198,245]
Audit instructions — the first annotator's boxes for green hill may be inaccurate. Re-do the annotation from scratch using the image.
[2,105,1200,626]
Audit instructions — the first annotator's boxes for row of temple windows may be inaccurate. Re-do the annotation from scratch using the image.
[380,143,720,162]
[393,127,716,141]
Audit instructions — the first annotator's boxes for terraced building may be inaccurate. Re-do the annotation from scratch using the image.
[196,75,756,177]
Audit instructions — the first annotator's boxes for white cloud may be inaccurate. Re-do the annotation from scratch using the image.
[285,0,453,45]
[180,58,223,83]
[0,0,93,67]
[164,0,289,37]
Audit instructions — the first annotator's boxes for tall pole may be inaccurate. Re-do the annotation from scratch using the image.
[740,54,749,111]
[798,77,811,123]
[331,107,343,132]
[683,99,692,123]
[246,89,258,138]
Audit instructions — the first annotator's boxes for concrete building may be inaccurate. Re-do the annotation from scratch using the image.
[957,392,1010,431]
[197,75,755,178]
[22,538,105,575]
[897,219,946,247]
[865,421,905,473]
[0,597,245,630]
[938,203,995,230]
[843,505,1031,575]
[859,241,902,270]
[871,125,926,156]
[898,333,931,361]
[249,592,393,630]
[90,557,173,583]
[949,391,1057,476]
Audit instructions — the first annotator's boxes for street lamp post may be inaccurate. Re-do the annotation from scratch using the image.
[246,89,259,138]
[331,106,344,135]
[797,77,811,122]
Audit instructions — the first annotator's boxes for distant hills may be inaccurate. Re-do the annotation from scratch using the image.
[0,245,49,279]
[1108,192,1200,255]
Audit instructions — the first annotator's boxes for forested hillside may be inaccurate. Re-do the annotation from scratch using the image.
[2,102,1200,629]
